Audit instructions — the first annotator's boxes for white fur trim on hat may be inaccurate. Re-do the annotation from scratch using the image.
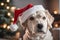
[10,24,18,31]
[20,5,45,23]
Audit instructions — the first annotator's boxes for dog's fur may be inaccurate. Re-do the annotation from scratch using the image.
[18,10,54,40]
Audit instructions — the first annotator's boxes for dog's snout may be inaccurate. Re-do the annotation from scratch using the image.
[37,24,43,29]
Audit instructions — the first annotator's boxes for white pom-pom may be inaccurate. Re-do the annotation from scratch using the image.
[10,24,18,31]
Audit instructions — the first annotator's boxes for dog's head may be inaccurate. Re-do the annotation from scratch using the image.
[10,5,54,36]
[17,5,54,35]
[22,10,54,35]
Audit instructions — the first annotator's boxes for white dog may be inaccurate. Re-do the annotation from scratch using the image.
[23,10,54,40]
[10,4,54,40]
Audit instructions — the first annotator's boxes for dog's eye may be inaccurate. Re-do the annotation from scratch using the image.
[42,17,46,20]
[29,17,34,21]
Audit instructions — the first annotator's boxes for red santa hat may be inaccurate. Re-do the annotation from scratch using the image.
[10,4,33,31]
[10,4,45,31]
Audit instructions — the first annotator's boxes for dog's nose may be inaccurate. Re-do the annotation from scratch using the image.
[37,24,43,29]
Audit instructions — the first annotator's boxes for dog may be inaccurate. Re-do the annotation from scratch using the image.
[10,4,54,40]
[21,10,54,40]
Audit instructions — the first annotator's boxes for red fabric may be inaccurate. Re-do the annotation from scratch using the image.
[13,4,33,24]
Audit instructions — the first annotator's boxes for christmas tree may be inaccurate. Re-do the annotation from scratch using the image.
[0,0,16,38]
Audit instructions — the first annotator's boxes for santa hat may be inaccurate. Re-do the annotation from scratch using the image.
[10,4,45,31]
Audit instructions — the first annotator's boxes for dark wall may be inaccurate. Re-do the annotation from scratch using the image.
[46,0,59,13]
[12,0,59,13]
[12,0,47,9]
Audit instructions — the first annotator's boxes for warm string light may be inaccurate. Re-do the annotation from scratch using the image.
[11,18,14,21]
[54,10,58,14]
[6,0,10,3]
[11,6,16,12]
[11,7,16,10]
[6,6,10,9]
[54,23,58,28]
[3,24,7,28]
[7,12,11,16]
[1,2,4,6]
[7,26,10,29]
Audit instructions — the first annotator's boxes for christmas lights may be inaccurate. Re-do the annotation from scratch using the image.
[1,2,4,6]
[3,24,7,28]
[11,18,14,21]
[11,6,16,12]
[7,26,10,29]
[54,10,58,14]
[7,12,11,16]
[6,6,10,9]
[54,23,58,28]
[6,0,10,3]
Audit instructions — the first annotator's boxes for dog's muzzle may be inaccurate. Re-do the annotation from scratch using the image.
[37,24,43,32]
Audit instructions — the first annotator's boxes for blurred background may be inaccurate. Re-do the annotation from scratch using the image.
[0,0,59,40]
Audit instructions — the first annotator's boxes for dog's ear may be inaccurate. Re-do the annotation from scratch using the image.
[45,10,54,28]
[16,16,27,37]
[18,16,27,30]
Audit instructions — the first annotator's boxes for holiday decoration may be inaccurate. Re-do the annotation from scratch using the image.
[0,0,16,38]
[10,4,33,31]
